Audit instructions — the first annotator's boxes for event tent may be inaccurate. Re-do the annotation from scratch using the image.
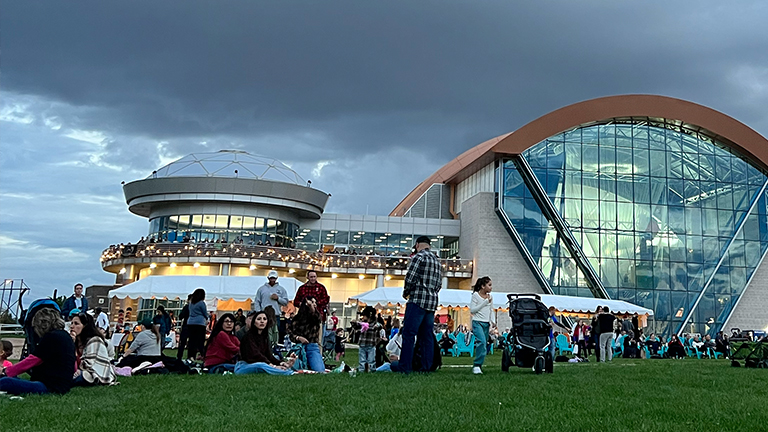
[109,275,303,311]
[349,287,654,316]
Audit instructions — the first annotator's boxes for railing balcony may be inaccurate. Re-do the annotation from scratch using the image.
[100,242,473,275]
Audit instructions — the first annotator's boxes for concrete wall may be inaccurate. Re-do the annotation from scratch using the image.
[725,256,768,331]
[458,192,542,295]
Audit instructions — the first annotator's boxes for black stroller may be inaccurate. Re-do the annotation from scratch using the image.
[18,298,61,360]
[501,294,553,374]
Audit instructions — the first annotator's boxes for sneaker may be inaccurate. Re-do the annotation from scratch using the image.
[472,366,483,375]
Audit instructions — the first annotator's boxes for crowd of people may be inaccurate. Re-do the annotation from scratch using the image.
[2,236,744,398]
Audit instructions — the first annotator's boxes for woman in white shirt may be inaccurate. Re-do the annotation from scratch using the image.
[470,276,494,375]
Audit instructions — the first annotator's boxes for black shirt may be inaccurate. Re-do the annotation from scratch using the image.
[597,314,616,334]
[30,329,76,394]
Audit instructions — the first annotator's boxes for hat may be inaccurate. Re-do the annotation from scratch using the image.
[69,308,81,317]
[267,270,279,279]
[414,236,431,245]
[140,317,154,329]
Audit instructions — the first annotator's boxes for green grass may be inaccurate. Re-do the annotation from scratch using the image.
[1,349,767,432]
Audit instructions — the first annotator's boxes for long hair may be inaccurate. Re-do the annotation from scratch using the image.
[32,307,65,337]
[205,312,236,351]
[246,311,271,341]
[263,306,278,328]
[74,313,104,350]
[191,288,206,304]
[291,297,321,339]
[472,276,491,292]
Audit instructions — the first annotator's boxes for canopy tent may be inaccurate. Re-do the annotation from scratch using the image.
[109,275,303,311]
[349,287,654,317]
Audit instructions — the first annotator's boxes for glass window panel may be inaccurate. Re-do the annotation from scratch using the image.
[634,176,650,204]
[242,216,255,230]
[565,143,581,170]
[255,218,265,230]
[202,214,216,229]
[745,241,762,268]
[191,214,203,228]
[600,200,617,230]
[650,151,667,177]
[718,210,734,237]
[582,145,599,173]
[503,168,526,197]
[632,148,650,176]
[702,208,719,236]
[214,215,229,229]
[600,146,616,173]
[229,215,243,230]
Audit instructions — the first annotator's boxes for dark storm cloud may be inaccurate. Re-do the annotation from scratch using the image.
[2,1,768,299]
[5,1,767,161]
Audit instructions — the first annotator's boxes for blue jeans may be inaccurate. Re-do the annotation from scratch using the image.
[472,320,490,367]
[358,346,376,371]
[376,363,392,372]
[0,377,49,395]
[207,363,236,374]
[304,342,326,372]
[234,361,294,376]
[395,302,435,373]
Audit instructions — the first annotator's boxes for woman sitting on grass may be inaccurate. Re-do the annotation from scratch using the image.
[0,308,75,395]
[204,313,240,373]
[234,311,294,375]
[117,318,162,368]
[70,312,116,386]
[288,297,326,372]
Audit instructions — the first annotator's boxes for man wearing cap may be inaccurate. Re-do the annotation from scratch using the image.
[255,270,289,317]
[62,283,88,319]
[393,236,442,373]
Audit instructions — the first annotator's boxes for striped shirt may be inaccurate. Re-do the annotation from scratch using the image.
[403,248,443,311]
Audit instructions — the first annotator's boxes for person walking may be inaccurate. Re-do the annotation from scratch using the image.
[186,289,209,361]
[598,307,616,363]
[392,236,442,374]
[470,276,494,375]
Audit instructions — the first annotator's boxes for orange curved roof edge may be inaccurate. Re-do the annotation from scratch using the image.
[390,94,768,217]
[389,132,510,216]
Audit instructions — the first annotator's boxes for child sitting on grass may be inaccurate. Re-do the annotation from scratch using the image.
[1,340,13,368]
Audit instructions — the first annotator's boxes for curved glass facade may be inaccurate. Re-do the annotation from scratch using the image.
[149,214,298,247]
[500,120,768,336]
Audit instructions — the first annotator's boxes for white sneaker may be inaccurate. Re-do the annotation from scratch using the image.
[472,366,483,375]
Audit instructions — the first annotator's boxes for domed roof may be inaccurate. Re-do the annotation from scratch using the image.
[150,150,306,185]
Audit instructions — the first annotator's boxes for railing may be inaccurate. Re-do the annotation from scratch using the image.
[101,243,473,273]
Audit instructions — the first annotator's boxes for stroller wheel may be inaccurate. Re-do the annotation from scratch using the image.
[534,356,544,374]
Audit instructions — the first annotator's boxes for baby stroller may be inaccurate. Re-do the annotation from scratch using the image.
[501,294,553,374]
[18,298,61,360]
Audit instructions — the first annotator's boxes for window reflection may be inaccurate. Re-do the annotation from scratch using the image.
[501,120,768,337]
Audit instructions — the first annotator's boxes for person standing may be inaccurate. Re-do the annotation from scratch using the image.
[176,294,192,361]
[393,236,442,374]
[255,270,289,333]
[470,276,494,375]
[294,270,330,345]
[61,283,89,319]
[591,306,602,361]
[598,307,616,363]
[186,289,209,361]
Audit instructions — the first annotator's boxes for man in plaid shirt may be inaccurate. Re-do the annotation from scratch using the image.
[393,236,442,373]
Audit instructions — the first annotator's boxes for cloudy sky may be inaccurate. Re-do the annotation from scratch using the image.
[2,1,767,302]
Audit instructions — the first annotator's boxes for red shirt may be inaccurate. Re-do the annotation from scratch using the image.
[294,281,330,320]
[204,332,240,367]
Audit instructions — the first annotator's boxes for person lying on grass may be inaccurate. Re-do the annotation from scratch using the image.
[235,311,295,375]
[204,312,240,373]
[70,312,116,386]
[0,307,75,395]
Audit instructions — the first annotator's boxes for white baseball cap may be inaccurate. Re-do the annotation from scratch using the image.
[267,270,279,279]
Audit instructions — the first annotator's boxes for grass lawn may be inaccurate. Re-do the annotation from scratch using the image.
[1,349,766,432]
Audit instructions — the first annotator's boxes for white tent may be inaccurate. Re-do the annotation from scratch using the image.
[109,275,302,303]
[349,287,653,316]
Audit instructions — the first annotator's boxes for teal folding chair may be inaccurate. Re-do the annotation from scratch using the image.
[708,347,722,359]
[455,333,475,357]
[556,334,573,355]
